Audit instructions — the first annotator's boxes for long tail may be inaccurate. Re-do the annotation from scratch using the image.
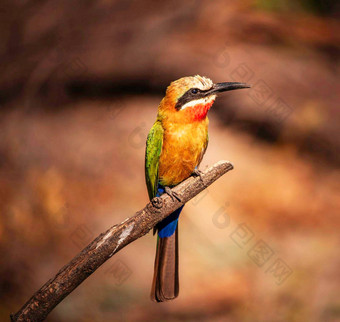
[151,226,179,302]
[151,206,183,302]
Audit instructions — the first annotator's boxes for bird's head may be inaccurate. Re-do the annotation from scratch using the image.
[158,75,250,123]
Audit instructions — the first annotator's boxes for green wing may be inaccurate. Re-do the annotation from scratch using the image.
[145,121,164,200]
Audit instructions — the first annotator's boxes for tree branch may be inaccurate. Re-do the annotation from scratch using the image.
[11,160,233,321]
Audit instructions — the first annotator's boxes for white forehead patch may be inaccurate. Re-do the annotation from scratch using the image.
[180,95,216,111]
[193,75,213,91]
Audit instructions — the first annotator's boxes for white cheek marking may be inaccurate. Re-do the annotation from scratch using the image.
[180,95,216,110]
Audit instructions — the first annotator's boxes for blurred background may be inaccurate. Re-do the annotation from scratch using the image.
[0,0,339,321]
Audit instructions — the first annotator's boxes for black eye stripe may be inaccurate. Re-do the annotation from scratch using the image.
[175,88,210,110]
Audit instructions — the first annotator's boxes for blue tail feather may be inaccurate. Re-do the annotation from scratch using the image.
[156,185,183,238]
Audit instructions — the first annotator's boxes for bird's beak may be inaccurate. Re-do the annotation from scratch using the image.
[205,82,251,95]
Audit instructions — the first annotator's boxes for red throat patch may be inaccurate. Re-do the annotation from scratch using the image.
[188,100,215,121]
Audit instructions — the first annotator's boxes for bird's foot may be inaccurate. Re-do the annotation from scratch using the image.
[192,168,206,185]
[164,187,182,202]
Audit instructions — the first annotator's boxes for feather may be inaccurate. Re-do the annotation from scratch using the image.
[151,227,179,302]
[146,75,211,303]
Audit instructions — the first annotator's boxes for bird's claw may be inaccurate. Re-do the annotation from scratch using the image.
[164,187,182,202]
[192,168,204,181]
[192,168,208,187]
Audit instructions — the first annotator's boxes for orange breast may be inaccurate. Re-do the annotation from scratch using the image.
[158,119,208,186]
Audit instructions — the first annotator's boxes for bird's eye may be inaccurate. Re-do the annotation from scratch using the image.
[191,88,199,94]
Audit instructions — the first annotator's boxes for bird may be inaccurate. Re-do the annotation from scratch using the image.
[145,75,250,302]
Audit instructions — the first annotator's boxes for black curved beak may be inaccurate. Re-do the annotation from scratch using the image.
[205,82,251,96]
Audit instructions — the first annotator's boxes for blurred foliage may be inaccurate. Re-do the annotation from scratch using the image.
[254,0,339,16]
[0,0,339,321]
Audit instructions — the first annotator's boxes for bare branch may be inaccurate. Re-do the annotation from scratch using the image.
[11,160,233,322]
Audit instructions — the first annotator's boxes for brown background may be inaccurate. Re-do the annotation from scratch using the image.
[0,0,339,321]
